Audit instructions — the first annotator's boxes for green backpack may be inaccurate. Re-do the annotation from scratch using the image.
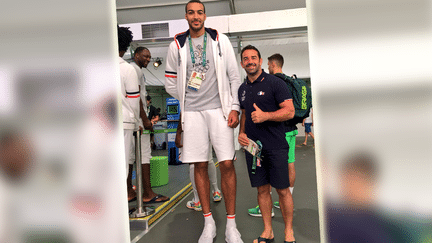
[275,73,312,124]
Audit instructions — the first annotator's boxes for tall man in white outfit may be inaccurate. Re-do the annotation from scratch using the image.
[164,1,243,242]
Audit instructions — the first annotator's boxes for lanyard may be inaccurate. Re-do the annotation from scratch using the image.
[251,140,263,175]
[188,32,207,68]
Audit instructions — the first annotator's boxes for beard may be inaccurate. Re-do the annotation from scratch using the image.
[138,59,148,69]
[245,64,260,76]
[188,19,204,32]
[246,69,259,76]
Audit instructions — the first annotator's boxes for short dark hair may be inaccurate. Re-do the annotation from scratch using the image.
[146,95,152,101]
[268,53,284,68]
[134,46,149,57]
[185,0,205,13]
[240,45,261,60]
[117,26,133,52]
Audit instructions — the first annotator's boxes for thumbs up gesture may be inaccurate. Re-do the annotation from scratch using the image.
[251,103,267,123]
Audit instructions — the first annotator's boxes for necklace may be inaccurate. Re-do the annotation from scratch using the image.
[191,35,204,57]
[188,33,207,67]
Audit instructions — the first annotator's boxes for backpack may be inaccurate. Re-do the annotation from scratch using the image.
[275,73,312,124]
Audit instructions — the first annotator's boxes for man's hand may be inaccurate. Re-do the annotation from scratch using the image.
[143,119,153,130]
[227,110,239,128]
[238,132,249,147]
[251,103,268,123]
[139,126,143,133]
[175,132,183,148]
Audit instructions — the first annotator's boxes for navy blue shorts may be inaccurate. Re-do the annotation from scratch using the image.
[245,148,290,189]
[305,123,312,133]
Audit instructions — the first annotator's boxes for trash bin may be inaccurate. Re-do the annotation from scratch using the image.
[150,156,169,187]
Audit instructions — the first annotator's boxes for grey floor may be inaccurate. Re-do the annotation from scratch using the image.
[130,137,319,243]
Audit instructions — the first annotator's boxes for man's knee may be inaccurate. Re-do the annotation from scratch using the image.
[257,184,271,195]
[193,162,208,172]
[276,187,290,197]
[219,160,234,172]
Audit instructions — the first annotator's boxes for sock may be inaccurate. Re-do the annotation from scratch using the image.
[190,164,200,203]
[289,187,294,195]
[208,158,219,193]
[204,212,215,225]
[226,215,236,228]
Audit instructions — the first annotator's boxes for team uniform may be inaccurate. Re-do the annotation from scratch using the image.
[119,56,140,174]
[165,27,243,243]
[238,70,293,189]
[165,28,241,163]
[131,62,152,165]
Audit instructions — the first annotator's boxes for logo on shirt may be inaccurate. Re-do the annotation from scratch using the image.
[241,90,246,102]
[257,91,265,96]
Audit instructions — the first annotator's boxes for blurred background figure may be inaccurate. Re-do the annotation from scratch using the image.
[301,108,314,146]
[151,114,161,125]
[146,95,158,121]
[326,151,415,242]
[0,130,34,182]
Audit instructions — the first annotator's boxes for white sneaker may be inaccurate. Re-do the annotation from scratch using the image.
[212,190,222,202]
[186,200,202,211]
[225,227,243,243]
[198,223,216,243]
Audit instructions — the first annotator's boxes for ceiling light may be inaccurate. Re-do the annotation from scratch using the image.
[153,58,162,69]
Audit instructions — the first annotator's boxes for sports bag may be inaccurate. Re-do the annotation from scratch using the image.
[275,73,312,124]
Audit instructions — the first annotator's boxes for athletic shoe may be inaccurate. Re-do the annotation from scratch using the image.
[248,205,274,217]
[212,190,222,202]
[198,223,216,243]
[186,200,202,211]
[273,202,296,212]
[225,226,243,243]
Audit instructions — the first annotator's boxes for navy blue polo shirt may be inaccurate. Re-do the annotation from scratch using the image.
[238,70,292,150]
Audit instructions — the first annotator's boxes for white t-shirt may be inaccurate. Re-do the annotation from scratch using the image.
[304,108,313,123]
[184,33,221,111]
[131,62,149,117]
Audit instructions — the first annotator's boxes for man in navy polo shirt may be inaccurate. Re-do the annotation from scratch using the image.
[238,45,296,243]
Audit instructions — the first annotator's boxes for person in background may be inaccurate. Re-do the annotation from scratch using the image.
[127,46,169,204]
[146,95,158,121]
[302,108,314,146]
[118,26,141,181]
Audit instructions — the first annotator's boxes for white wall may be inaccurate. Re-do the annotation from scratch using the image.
[139,35,311,87]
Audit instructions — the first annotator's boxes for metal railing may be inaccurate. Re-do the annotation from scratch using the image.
[129,131,155,218]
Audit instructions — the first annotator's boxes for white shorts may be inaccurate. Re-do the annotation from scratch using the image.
[124,129,135,165]
[124,130,152,165]
[179,143,213,162]
[140,133,152,164]
[182,108,235,163]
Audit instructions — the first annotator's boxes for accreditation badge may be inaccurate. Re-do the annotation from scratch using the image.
[187,71,204,91]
